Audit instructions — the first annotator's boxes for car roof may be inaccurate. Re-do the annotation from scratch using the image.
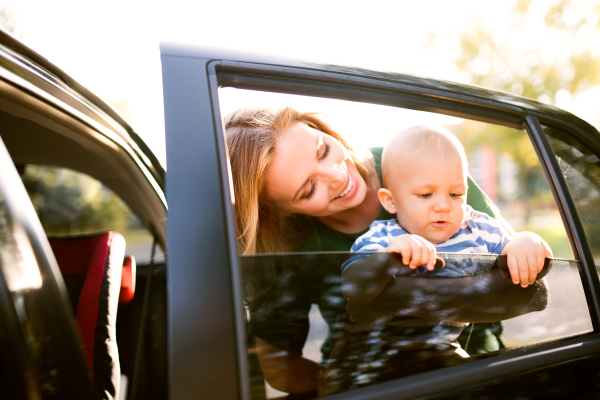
[162,41,600,141]
[1,29,165,187]
[0,29,166,248]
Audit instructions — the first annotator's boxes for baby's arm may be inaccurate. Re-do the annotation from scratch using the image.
[342,234,438,305]
[502,231,553,288]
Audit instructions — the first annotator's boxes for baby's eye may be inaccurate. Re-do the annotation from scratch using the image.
[450,193,464,198]
[418,193,432,199]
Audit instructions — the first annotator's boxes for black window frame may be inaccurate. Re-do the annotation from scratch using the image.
[161,43,600,400]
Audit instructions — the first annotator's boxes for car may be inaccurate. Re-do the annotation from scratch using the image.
[2,29,600,400]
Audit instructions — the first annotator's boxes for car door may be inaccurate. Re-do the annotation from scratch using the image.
[161,43,600,399]
[0,135,95,399]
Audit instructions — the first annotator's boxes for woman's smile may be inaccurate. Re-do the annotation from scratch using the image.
[333,164,357,201]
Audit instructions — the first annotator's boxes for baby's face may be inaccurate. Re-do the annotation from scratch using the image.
[389,153,467,244]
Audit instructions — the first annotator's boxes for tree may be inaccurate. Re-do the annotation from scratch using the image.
[426,0,600,226]
[0,7,17,35]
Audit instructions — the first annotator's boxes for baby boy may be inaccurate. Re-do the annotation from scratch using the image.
[342,124,552,306]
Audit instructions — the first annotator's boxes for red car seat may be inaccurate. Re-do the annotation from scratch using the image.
[49,231,133,400]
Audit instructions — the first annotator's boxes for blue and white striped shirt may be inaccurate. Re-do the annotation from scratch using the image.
[342,205,511,277]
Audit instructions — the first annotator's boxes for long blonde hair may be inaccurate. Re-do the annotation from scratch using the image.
[225,106,373,255]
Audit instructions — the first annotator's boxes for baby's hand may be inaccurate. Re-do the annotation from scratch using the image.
[383,235,437,271]
[502,231,553,288]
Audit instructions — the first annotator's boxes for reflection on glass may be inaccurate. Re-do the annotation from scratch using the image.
[0,196,58,395]
[0,201,42,291]
[544,127,600,274]
[242,253,591,399]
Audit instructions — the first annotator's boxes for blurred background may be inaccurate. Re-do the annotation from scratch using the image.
[2,0,599,165]
[2,0,600,260]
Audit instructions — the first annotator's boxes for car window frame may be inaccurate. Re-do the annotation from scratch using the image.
[0,135,95,399]
[161,43,600,400]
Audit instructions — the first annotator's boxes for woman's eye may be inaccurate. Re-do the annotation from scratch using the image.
[319,144,331,161]
[303,182,316,201]
[418,193,432,199]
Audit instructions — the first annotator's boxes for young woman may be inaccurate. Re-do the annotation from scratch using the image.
[226,106,547,395]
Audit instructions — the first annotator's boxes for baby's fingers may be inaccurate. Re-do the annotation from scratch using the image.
[507,253,521,286]
[407,237,424,269]
[516,253,531,288]
[425,242,437,271]
[393,241,413,267]
[410,236,437,269]
[526,252,539,285]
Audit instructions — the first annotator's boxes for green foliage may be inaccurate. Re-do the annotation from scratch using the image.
[429,1,600,225]
[450,1,600,102]
[20,165,140,237]
[0,8,17,34]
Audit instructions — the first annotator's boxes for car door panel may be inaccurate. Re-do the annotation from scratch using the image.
[161,43,600,399]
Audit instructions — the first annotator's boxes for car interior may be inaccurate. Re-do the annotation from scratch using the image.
[0,71,168,399]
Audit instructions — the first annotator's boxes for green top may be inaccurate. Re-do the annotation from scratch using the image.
[302,147,499,252]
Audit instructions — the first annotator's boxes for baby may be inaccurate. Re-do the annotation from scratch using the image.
[341,125,551,346]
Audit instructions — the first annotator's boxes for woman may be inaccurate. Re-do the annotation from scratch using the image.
[226,106,544,396]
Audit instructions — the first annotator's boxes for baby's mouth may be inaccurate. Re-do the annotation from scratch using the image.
[431,221,448,227]
[334,173,353,199]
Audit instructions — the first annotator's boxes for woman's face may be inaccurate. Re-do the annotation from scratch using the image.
[265,122,368,217]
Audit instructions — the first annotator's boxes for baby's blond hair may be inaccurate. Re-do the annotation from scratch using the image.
[381,125,468,188]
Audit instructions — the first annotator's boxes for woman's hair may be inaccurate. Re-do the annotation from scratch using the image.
[225,106,374,256]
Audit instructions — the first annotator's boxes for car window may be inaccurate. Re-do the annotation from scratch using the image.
[219,91,593,399]
[0,148,94,399]
[544,126,600,275]
[18,165,161,264]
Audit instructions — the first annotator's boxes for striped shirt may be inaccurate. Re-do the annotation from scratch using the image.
[342,205,511,277]
[342,205,511,347]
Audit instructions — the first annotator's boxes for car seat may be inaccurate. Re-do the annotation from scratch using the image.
[49,231,135,400]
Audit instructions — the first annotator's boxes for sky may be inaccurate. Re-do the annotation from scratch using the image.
[2,0,599,165]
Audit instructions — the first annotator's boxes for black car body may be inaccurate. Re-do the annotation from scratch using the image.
[2,29,600,399]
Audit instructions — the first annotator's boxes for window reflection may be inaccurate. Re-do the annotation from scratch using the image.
[242,253,591,398]
[545,126,600,271]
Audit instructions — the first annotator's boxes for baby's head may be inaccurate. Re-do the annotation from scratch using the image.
[379,125,469,244]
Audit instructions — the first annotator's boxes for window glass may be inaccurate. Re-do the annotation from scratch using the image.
[0,192,89,398]
[544,126,600,272]
[19,165,157,264]
[219,90,592,398]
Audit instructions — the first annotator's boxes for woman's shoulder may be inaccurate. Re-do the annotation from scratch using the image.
[369,147,384,185]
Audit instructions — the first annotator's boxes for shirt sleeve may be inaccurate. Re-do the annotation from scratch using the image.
[342,223,390,274]
[484,217,512,254]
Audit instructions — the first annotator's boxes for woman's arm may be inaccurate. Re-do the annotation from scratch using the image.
[341,252,399,305]
[255,337,323,394]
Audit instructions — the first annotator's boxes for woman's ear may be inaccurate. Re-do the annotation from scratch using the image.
[378,188,397,214]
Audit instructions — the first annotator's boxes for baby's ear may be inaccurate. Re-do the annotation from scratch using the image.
[378,188,397,214]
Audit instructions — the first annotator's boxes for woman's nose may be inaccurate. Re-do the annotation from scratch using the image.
[321,160,347,183]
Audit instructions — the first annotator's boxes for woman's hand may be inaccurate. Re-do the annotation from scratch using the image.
[384,234,438,271]
[502,231,553,288]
